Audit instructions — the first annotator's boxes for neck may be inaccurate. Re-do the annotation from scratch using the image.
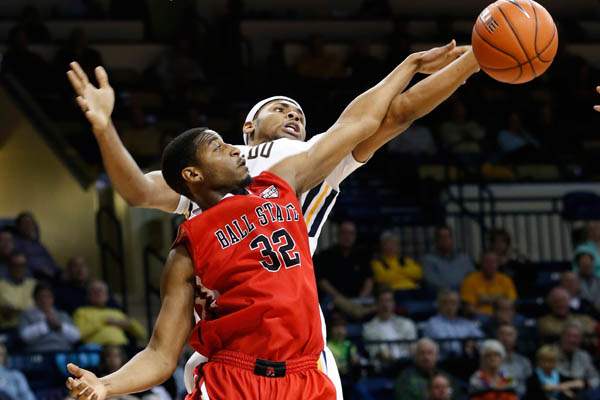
[190,187,234,210]
[437,248,451,257]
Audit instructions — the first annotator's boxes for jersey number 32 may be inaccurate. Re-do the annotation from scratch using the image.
[249,228,300,272]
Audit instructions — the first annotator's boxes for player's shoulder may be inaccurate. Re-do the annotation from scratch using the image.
[250,171,295,199]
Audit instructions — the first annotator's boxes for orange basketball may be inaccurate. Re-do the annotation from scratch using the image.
[471,0,558,84]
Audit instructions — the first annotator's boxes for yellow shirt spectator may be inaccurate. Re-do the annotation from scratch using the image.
[0,254,36,329]
[371,255,423,291]
[73,306,146,346]
[460,271,517,315]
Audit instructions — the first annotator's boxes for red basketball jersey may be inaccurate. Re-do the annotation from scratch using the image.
[174,172,324,361]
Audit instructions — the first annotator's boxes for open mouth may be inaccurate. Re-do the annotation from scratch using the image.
[283,122,300,136]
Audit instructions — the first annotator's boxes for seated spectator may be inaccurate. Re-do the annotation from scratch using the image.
[573,222,600,277]
[557,323,600,391]
[497,324,532,397]
[461,251,517,316]
[1,27,52,92]
[468,340,518,400]
[13,212,59,281]
[55,256,120,314]
[537,287,597,341]
[559,271,597,317]
[482,298,526,338]
[387,123,437,156]
[371,230,423,291]
[326,316,360,381]
[0,253,36,330]
[0,342,35,400]
[439,99,486,154]
[395,338,463,400]
[487,228,534,294]
[19,283,80,352]
[496,111,540,162]
[316,220,373,299]
[18,6,51,43]
[422,289,483,359]
[525,345,585,400]
[55,28,103,83]
[574,250,600,312]
[427,373,453,400]
[363,288,417,368]
[295,35,348,80]
[0,230,15,278]
[423,226,474,291]
[74,280,146,346]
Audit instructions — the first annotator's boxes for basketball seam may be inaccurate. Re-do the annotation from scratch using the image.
[538,26,557,62]
[529,0,540,57]
[473,25,523,83]
[480,52,552,71]
[528,0,557,62]
[497,4,538,78]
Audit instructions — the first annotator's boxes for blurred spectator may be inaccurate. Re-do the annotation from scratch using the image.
[315,220,373,299]
[359,0,392,17]
[496,111,540,162]
[1,26,52,92]
[487,228,533,293]
[557,323,600,391]
[468,340,518,400]
[395,338,462,400]
[55,28,103,83]
[497,324,532,398]
[371,230,423,291]
[363,288,417,367]
[387,123,437,156]
[482,298,527,341]
[0,253,36,330]
[120,102,163,166]
[573,222,600,277]
[18,6,51,43]
[74,280,146,346]
[19,283,80,352]
[427,374,453,400]
[0,230,15,278]
[422,289,483,359]
[460,252,517,316]
[348,40,382,85]
[423,226,475,291]
[326,316,359,380]
[13,212,59,281]
[525,345,585,400]
[295,35,348,80]
[439,100,486,154]
[537,287,597,341]
[574,250,600,312]
[0,342,36,400]
[559,271,596,317]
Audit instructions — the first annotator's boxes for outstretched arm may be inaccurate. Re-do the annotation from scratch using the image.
[67,62,180,212]
[270,42,460,193]
[352,47,480,162]
[66,246,195,400]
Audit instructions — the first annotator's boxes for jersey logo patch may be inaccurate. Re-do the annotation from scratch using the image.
[260,185,279,199]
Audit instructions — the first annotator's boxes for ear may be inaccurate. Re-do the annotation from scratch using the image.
[182,166,204,185]
[243,121,255,143]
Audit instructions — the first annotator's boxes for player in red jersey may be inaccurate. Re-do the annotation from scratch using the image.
[65,53,426,400]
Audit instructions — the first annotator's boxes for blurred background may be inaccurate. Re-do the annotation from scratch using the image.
[0,0,600,399]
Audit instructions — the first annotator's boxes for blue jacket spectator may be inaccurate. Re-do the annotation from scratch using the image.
[423,226,474,291]
[0,342,36,400]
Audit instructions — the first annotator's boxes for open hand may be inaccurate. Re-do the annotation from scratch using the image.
[67,62,115,134]
[413,40,470,74]
[66,363,107,400]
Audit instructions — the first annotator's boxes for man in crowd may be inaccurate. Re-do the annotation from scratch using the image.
[73,280,146,346]
[497,324,531,398]
[0,253,36,330]
[557,322,600,392]
[422,289,483,359]
[19,283,80,352]
[423,226,474,291]
[13,212,59,281]
[574,250,600,313]
[0,230,15,278]
[538,287,596,340]
[0,342,36,400]
[371,230,423,292]
[460,251,517,316]
[559,271,597,316]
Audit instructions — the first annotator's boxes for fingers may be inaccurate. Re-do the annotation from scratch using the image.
[596,85,600,94]
[67,70,84,96]
[67,378,98,400]
[95,66,110,89]
[594,105,600,112]
[67,363,84,378]
[70,62,89,85]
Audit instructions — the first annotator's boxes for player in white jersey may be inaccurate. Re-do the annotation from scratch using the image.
[67,43,480,399]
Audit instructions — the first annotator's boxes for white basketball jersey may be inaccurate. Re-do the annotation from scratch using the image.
[174,134,363,255]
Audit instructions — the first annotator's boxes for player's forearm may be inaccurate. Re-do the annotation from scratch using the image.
[100,347,175,397]
[352,49,479,162]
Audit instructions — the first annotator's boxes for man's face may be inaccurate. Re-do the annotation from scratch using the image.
[381,237,399,257]
[561,327,582,353]
[438,292,459,318]
[415,342,438,371]
[497,326,517,351]
[429,375,452,400]
[560,272,580,296]
[577,254,594,277]
[481,253,498,278]
[495,299,515,324]
[17,215,37,240]
[68,257,89,285]
[189,131,251,193]
[245,101,306,144]
[8,254,27,280]
[338,222,357,249]
[35,288,54,311]
[549,289,570,317]
[435,229,453,254]
[89,282,109,307]
[0,232,14,258]
[377,292,395,317]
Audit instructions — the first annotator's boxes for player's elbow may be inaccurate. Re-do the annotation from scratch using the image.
[386,95,416,127]
[357,117,381,139]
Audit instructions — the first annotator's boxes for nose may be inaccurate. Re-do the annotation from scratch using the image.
[287,110,300,122]
[229,144,241,157]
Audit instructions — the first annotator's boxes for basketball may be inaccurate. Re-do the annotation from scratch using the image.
[471,0,558,84]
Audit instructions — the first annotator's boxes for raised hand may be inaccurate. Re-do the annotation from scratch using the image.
[66,363,108,400]
[67,62,114,134]
[414,40,474,74]
[595,86,600,112]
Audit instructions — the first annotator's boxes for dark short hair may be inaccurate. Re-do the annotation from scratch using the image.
[375,285,395,300]
[161,127,210,198]
[33,282,53,299]
[489,228,511,246]
[434,225,452,239]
